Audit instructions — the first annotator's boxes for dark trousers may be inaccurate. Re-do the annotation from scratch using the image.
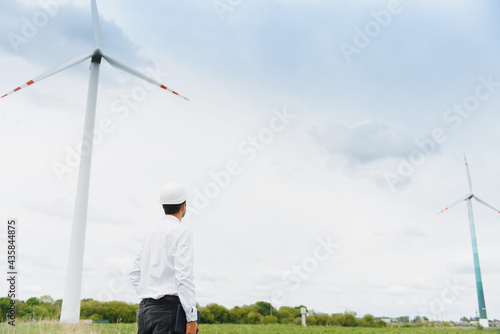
[137,297,180,334]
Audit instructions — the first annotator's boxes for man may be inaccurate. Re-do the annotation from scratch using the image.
[130,182,199,334]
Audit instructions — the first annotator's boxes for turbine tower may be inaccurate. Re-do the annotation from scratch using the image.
[2,0,188,323]
[438,155,499,328]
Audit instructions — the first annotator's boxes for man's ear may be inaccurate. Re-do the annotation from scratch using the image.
[181,202,187,217]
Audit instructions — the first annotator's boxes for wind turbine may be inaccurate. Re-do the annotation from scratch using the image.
[438,155,499,328]
[1,0,188,323]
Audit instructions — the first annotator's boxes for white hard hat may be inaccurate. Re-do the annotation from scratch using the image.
[159,182,187,205]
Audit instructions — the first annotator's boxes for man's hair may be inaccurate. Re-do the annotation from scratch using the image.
[162,201,186,215]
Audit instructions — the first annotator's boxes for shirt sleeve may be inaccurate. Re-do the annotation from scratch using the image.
[129,250,142,293]
[174,228,197,322]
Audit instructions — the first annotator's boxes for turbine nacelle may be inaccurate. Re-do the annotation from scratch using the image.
[92,48,103,57]
[91,48,103,63]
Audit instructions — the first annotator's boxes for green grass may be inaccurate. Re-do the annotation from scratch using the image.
[201,324,500,334]
[199,324,500,334]
[1,322,499,334]
[0,321,136,334]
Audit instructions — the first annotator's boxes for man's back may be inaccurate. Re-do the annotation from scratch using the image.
[131,216,194,301]
[130,182,199,334]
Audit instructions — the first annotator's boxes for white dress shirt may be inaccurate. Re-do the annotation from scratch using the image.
[130,215,197,322]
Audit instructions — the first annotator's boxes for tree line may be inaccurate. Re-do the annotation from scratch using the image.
[198,302,387,327]
[1,296,389,327]
[3,296,445,327]
[0,296,138,323]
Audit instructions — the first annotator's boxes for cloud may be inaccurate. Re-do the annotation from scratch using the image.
[196,269,231,283]
[309,120,414,187]
[386,284,411,296]
[0,1,151,70]
[310,120,414,164]
[309,120,446,189]
[397,226,429,239]
[22,193,72,221]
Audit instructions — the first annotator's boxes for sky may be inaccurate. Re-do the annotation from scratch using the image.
[1,0,500,322]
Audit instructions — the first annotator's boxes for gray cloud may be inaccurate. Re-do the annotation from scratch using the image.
[309,120,432,189]
[1,1,151,70]
[310,120,414,164]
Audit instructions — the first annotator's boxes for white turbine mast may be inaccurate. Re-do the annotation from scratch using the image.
[1,0,188,323]
[438,155,499,328]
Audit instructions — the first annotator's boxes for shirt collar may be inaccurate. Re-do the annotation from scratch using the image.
[163,215,181,224]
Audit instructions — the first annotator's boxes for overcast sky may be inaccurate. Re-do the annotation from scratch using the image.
[1,0,500,322]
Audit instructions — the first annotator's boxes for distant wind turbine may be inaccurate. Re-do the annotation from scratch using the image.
[1,0,189,323]
[438,155,499,328]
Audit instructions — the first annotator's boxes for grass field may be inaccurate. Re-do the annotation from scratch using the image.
[2,322,500,334]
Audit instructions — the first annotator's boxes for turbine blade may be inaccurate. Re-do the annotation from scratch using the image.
[464,154,473,193]
[437,194,471,215]
[102,54,189,101]
[474,196,500,214]
[1,53,92,99]
[91,0,101,48]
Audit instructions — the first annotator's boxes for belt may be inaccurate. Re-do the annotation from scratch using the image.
[142,295,180,303]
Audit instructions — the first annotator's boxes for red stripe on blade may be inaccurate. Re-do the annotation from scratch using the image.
[160,85,167,90]
[27,80,34,86]
[173,92,179,95]
[1,94,7,98]
[14,87,21,92]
